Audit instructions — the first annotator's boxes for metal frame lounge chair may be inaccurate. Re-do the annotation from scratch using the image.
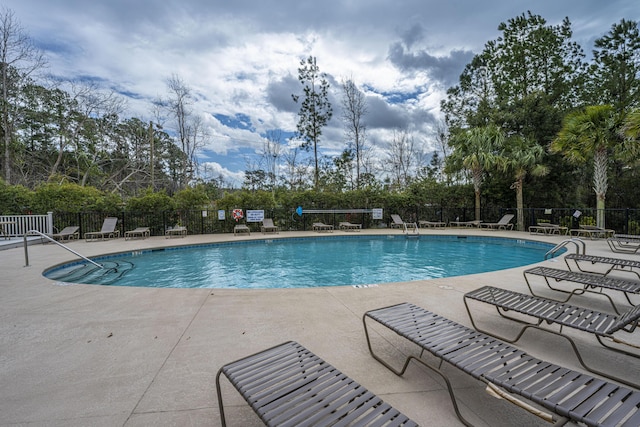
[312,222,334,232]
[607,234,640,254]
[464,285,640,388]
[84,217,120,241]
[449,219,481,228]
[480,214,514,230]
[564,253,640,280]
[233,223,250,235]
[50,226,79,242]
[389,214,417,230]
[216,341,418,427]
[528,223,568,235]
[260,218,279,234]
[523,266,640,312]
[124,227,150,240]
[339,221,362,231]
[165,224,187,238]
[418,220,446,228]
[364,302,640,426]
[570,225,615,239]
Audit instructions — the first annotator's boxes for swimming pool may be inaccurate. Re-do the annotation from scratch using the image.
[44,235,558,289]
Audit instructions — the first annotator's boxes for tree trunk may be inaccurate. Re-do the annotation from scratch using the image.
[473,168,482,221]
[593,148,608,229]
[516,179,524,231]
[596,193,606,229]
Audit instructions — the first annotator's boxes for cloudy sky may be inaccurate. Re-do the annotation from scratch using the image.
[5,0,638,186]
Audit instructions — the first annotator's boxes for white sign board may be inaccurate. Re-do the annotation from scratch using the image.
[372,208,383,220]
[246,210,265,223]
[218,210,226,220]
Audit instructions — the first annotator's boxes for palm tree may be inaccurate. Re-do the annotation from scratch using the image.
[622,108,640,140]
[499,137,549,231]
[446,124,504,221]
[550,105,638,228]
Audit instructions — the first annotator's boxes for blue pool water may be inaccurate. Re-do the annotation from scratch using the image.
[44,235,557,289]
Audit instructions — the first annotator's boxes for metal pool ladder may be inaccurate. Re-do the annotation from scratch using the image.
[544,237,585,259]
[404,222,420,238]
[23,230,102,268]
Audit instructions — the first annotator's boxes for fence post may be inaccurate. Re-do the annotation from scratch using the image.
[46,212,54,235]
[624,208,629,234]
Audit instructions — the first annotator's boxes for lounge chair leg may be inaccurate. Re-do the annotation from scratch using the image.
[215,369,228,427]
[363,315,474,427]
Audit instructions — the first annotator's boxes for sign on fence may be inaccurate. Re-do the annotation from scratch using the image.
[246,210,264,222]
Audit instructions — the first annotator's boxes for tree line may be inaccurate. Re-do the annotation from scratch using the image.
[0,9,639,231]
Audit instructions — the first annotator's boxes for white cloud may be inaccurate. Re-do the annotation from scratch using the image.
[4,0,637,185]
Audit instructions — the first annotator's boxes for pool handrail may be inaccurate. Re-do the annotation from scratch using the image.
[544,237,585,259]
[23,230,102,269]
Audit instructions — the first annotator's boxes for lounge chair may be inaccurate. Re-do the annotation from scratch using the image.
[389,214,417,230]
[124,227,150,240]
[84,217,120,241]
[260,218,279,234]
[449,219,481,228]
[570,224,615,239]
[523,265,640,312]
[50,226,79,242]
[464,285,640,387]
[312,222,333,232]
[528,223,568,235]
[364,302,640,426]
[607,234,640,254]
[418,220,446,228]
[233,224,250,236]
[480,214,514,230]
[338,221,361,231]
[564,252,640,280]
[165,224,187,238]
[216,341,418,427]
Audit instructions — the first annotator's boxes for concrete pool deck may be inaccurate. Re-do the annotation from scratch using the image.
[1,229,638,426]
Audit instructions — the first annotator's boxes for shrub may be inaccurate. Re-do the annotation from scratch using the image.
[0,179,33,214]
[173,186,210,210]
[126,189,175,212]
[32,183,121,213]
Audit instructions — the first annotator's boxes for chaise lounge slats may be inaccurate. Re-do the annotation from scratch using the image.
[464,286,628,336]
[607,234,640,254]
[217,341,418,427]
[464,286,640,387]
[565,253,640,280]
[524,266,640,311]
[364,302,640,426]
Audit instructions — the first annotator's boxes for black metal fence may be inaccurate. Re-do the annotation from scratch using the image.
[51,206,640,237]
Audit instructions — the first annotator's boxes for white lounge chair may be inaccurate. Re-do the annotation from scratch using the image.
[165,224,187,238]
[528,223,568,235]
[312,222,333,232]
[480,214,514,230]
[338,221,361,231]
[449,219,481,228]
[390,214,417,230]
[570,224,615,239]
[418,220,446,228]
